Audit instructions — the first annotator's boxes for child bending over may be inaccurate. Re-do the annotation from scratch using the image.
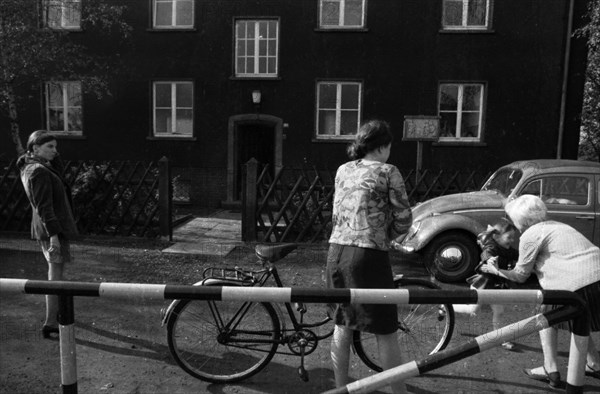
[454,218,519,350]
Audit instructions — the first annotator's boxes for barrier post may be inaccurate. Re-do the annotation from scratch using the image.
[58,295,77,394]
[158,156,172,241]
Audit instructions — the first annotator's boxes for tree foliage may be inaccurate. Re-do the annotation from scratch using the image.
[577,0,600,162]
[0,0,131,155]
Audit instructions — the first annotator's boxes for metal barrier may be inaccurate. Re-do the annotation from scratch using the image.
[0,279,591,394]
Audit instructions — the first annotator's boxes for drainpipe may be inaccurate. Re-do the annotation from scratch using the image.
[557,0,575,159]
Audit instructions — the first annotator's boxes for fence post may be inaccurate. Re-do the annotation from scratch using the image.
[242,158,258,242]
[158,156,172,241]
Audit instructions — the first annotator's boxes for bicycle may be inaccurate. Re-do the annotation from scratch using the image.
[161,243,454,383]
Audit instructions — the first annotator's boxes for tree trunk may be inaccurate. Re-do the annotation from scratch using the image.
[6,85,25,156]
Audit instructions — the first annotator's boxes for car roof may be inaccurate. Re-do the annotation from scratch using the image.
[503,159,600,174]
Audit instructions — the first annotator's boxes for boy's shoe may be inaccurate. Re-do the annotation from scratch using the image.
[501,341,516,350]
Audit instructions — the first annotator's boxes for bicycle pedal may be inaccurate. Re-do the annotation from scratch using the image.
[298,366,309,382]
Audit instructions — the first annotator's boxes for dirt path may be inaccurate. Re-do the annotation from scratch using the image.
[1,242,599,393]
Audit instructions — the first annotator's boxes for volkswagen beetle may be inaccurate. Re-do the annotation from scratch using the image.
[398,159,600,282]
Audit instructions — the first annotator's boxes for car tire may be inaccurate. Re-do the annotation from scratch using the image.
[422,232,479,283]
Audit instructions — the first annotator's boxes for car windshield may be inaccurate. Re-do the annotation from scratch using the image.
[481,168,523,196]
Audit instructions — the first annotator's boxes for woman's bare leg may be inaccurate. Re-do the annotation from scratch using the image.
[538,327,559,373]
[331,325,353,387]
[376,332,407,394]
[44,262,64,327]
[587,336,600,369]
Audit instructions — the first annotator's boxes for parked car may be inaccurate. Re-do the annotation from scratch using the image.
[398,159,600,283]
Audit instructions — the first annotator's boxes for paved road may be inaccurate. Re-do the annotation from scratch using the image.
[1,241,599,393]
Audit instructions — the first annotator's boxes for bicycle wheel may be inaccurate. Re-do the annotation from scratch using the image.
[166,287,281,383]
[353,278,454,372]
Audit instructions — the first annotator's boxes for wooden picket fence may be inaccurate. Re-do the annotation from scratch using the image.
[242,159,492,243]
[0,158,172,238]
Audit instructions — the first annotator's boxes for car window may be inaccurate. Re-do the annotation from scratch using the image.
[527,176,590,206]
[521,179,541,197]
[482,168,523,196]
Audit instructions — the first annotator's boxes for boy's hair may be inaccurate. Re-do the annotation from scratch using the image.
[477,217,517,246]
[26,130,56,153]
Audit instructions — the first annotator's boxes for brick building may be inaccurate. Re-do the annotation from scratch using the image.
[0,0,591,208]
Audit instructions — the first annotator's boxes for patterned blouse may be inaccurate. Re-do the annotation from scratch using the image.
[329,159,412,250]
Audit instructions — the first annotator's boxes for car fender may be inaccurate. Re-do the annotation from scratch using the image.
[402,214,486,252]
[160,278,239,326]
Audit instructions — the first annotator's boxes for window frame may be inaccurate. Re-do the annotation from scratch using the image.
[41,0,81,30]
[318,0,367,30]
[441,0,492,31]
[233,18,280,79]
[314,80,363,141]
[152,0,195,30]
[437,82,485,143]
[44,81,83,136]
[152,80,195,139]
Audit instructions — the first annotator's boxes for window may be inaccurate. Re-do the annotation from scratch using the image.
[235,19,279,78]
[45,81,82,135]
[442,0,491,30]
[42,0,81,29]
[438,83,484,141]
[153,0,194,29]
[319,0,366,29]
[153,81,194,138]
[316,81,362,139]
[522,177,590,206]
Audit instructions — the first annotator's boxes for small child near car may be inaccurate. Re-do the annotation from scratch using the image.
[453,218,519,350]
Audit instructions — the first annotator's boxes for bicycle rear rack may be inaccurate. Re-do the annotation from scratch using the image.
[202,267,259,285]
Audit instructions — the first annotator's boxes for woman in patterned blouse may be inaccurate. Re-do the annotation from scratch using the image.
[326,120,412,393]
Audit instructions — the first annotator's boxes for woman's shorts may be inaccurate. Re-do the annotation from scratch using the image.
[539,281,600,332]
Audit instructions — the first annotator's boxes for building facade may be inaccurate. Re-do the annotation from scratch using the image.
[1,0,591,208]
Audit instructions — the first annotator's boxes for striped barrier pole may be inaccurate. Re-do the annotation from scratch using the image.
[58,295,77,394]
[0,280,589,394]
[323,292,590,394]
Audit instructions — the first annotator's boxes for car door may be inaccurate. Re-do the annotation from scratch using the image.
[519,173,596,243]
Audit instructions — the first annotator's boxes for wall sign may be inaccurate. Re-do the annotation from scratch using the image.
[402,116,440,141]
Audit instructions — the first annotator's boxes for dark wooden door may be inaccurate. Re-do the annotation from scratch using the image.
[235,123,274,199]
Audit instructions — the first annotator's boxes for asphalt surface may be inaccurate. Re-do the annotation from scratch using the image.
[1,213,600,393]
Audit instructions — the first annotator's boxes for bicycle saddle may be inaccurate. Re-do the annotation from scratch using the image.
[255,243,298,262]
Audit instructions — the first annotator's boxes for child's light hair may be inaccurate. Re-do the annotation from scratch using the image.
[505,195,547,232]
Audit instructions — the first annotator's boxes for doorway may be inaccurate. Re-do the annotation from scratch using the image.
[226,114,283,205]
[235,123,273,198]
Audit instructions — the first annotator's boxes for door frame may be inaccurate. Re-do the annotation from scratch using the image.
[226,114,283,203]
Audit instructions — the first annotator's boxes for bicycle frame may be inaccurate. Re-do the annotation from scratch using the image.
[161,259,334,347]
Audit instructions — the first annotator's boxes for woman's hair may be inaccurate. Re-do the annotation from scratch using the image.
[505,195,547,232]
[346,120,393,160]
[26,130,56,153]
